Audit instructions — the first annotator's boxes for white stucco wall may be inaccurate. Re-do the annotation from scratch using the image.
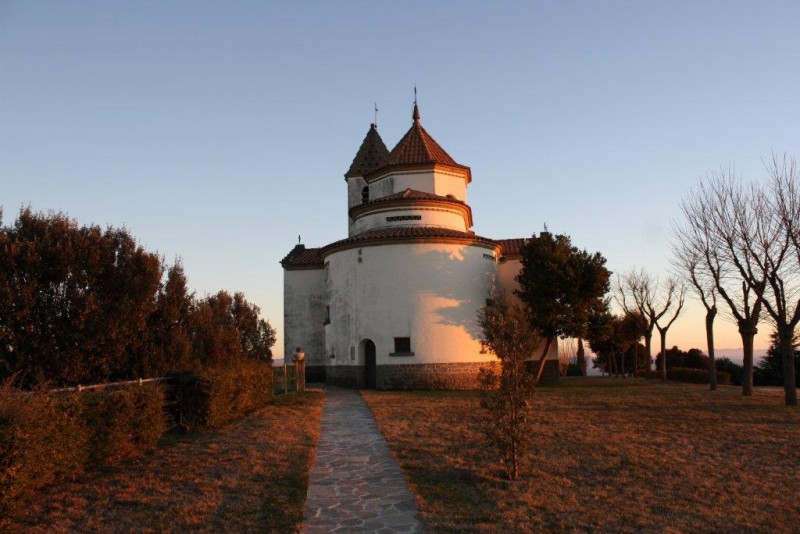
[498,258,523,303]
[346,176,367,234]
[369,169,468,201]
[324,242,500,368]
[353,205,468,233]
[283,268,327,367]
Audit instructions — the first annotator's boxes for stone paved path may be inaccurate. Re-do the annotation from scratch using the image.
[303,386,425,533]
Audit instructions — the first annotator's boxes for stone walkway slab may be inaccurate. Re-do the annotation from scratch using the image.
[303,386,425,533]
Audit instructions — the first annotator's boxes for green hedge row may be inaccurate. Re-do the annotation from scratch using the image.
[178,361,273,429]
[0,363,276,520]
[0,383,166,520]
[638,367,731,385]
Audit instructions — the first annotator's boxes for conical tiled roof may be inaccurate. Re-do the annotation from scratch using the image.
[366,104,469,177]
[344,123,389,178]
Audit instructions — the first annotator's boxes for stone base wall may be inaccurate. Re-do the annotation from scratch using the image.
[305,365,326,384]
[542,359,560,385]
[325,360,560,390]
[526,360,560,386]
[326,365,364,388]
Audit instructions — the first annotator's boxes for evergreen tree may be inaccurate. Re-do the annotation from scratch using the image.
[755,331,800,387]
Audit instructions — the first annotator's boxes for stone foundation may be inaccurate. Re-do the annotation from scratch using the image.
[325,360,560,390]
[305,365,326,384]
[528,359,560,386]
[326,365,364,388]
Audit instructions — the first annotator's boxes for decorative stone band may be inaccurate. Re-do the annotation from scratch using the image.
[348,189,473,226]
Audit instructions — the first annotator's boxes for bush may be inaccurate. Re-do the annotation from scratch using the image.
[0,384,88,521]
[566,363,583,376]
[178,362,273,429]
[81,384,166,465]
[715,358,743,386]
[637,368,731,385]
[0,381,166,522]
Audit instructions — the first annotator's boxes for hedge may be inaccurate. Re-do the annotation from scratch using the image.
[0,382,166,521]
[177,361,273,429]
[638,367,731,385]
[81,385,167,465]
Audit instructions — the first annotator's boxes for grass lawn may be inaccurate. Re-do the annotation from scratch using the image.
[362,378,800,533]
[6,390,324,533]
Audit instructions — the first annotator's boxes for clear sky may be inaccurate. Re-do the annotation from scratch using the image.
[2,1,798,359]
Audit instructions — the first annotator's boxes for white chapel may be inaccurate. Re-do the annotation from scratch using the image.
[281,104,559,388]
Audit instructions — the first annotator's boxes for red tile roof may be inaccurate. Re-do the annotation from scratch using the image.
[320,226,497,256]
[280,245,324,269]
[347,188,473,227]
[366,104,470,178]
[367,188,465,205]
[281,235,529,268]
[344,123,389,179]
[495,238,527,256]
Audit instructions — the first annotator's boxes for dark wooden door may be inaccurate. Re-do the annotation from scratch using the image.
[364,340,377,389]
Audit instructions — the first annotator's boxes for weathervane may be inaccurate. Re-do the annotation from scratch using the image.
[374,102,378,127]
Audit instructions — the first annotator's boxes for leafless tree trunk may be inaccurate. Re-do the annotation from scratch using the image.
[576,338,586,376]
[654,279,686,382]
[673,245,719,390]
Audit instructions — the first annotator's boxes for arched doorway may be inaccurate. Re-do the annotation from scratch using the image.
[362,339,377,389]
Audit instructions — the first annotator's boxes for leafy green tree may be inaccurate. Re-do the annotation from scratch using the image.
[478,295,542,480]
[0,209,162,387]
[516,231,610,383]
[654,346,708,371]
[191,291,276,368]
[139,263,195,377]
[587,311,646,377]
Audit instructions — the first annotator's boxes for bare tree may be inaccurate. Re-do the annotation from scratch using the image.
[673,245,719,390]
[756,155,800,405]
[617,270,681,375]
[678,167,766,397]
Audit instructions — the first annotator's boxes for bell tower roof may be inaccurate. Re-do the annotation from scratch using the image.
[344,123,389,179]
[366,104,470,179]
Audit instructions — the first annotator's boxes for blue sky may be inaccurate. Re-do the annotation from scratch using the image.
[2,1,798,358]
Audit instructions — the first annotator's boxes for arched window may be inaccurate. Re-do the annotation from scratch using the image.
[361,186,370,204]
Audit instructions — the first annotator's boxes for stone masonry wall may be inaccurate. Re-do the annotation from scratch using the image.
[326,365,364,388]
[305,365,326,384]
[326,360,560,390]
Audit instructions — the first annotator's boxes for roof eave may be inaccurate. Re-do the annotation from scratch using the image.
[364,162,472,183]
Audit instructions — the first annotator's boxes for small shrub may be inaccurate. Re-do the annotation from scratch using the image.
[0,383,88,521]
[178,361,273,429]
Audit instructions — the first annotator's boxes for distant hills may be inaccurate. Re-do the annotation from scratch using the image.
[714,348,768,365]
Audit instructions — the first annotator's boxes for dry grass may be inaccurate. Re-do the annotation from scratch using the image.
[362,378,800,533]
[6,390,323,533]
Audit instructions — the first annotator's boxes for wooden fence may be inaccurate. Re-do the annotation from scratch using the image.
[48,360,307,398]
[273,359,306,396]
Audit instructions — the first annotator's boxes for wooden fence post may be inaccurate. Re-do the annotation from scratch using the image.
[283,364,288,395]
[297,359,306,392]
